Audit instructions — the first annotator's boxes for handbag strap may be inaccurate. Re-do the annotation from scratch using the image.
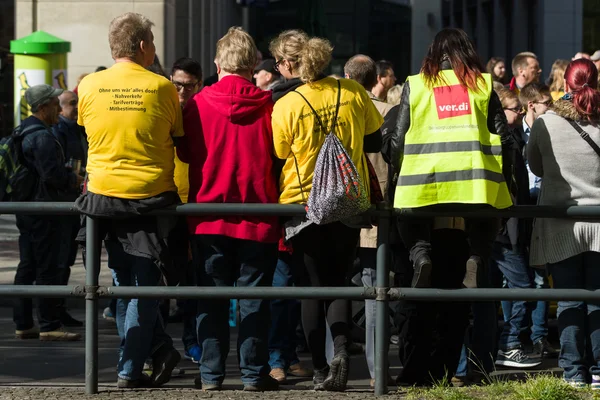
[566,119,600,157]
[290,79,343,204]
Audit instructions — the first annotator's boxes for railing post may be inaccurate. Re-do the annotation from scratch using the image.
[374,206,391,396]
[85,216,100,394]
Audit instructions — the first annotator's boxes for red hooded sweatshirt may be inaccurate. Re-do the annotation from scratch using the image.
[177,75,280,243]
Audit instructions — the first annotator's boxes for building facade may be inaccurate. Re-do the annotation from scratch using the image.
[437,0,584,81]
[2,0,598,134]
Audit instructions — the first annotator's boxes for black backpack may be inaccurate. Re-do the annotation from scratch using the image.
[0,125,40,201]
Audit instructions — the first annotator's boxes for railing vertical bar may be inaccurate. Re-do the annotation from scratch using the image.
[85,216,100,394]
[374,210,391,396]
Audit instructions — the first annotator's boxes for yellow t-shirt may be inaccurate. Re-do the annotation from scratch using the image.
[77,62,184,199]
[272,77,384,204]
[173,151,189,203]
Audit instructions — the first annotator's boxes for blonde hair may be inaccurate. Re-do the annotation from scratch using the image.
[109,13,154,59]
[215,27,257,74]
[269,30,333,83]
[496,87,519,108]
[549,59,569,93]
[386,84,403,106]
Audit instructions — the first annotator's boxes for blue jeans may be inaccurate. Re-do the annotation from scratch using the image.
[106,240,172,381]
[193,235,277,385]
[549,252,600,383]
[268,253,301,370]
[491,243,548,349]
[456,254,500,377]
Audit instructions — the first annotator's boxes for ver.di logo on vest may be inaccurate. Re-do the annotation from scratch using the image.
[433,84,472,119]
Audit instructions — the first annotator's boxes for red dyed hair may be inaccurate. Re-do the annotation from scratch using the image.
[421,28,486,92]
[564,59,600,121]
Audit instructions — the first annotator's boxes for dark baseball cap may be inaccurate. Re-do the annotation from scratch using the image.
[25,84,63,109]
[255,59,280,76]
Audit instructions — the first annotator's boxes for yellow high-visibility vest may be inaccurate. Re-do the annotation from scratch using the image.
[394,70,512,209]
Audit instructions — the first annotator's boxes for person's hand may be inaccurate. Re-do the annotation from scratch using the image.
[76,174,85,186]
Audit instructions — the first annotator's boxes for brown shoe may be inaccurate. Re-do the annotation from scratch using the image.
[451,376,469,387]
[269,367,286,382]
[39,327,81,341]
[16,327,39,339]
[369,375,396,388]
[288,362,313,378]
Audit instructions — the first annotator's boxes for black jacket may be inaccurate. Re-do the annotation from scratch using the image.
[498,125,533,250]
[382,65,514,198]
[20,116,77,201]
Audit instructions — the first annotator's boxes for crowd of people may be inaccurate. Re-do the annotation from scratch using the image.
[10,10,600,392]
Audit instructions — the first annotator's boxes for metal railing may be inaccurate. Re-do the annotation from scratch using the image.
[2,202,600,396]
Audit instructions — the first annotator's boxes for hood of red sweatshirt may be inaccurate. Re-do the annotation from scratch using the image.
[200,75,273,123]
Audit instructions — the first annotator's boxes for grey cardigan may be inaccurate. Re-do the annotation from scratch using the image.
[528,99,600,266]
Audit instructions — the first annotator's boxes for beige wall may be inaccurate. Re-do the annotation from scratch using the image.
[16,0,175,90]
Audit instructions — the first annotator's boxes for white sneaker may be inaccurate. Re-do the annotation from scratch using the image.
[463,256,480,288]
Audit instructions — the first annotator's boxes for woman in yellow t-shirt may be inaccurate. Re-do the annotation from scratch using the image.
[270,29,383,392]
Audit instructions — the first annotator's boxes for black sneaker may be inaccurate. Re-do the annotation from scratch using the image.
[533,338,559,358]
[117,373,152,389]
[320,354,349,392]
[60,312,84,327]
[151,345,181,387]
[243,375,279,392]
[495,347,541,368]
[313,366,330,388]
[411,255,432,288]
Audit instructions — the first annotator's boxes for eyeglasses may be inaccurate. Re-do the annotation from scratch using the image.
[274,59,283,70]
[504,106,524,114]
[173,81,199,91]
[533,99,553,107]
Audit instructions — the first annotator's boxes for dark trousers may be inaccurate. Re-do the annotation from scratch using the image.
[56,216,81,312]
[395,229,471,386]
[13,215,62,332]
[291,222,360,370]
[192,234,277,385]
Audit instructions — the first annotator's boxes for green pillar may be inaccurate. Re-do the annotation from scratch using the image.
[10,31,71,126]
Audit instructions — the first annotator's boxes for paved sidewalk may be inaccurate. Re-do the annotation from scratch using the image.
[0,215,113,309]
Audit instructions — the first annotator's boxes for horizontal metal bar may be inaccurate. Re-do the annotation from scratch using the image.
[396,205,600,219]
[104,286,375,300]
[3,285,600,303]
[0,285,85,298]
[4,202,600,219]
[390,288,600,302]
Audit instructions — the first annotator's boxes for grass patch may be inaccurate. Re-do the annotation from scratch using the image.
[401,374,597,400]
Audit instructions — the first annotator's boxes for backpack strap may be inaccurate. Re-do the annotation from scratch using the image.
[290,80,343,205]
[293,79,342,136]
[566,119,600,157]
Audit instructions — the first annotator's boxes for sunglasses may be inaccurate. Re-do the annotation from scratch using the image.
[274,59,283,70]
[533,99,553,107]
[503,106,524,114]
[173,81,199,91]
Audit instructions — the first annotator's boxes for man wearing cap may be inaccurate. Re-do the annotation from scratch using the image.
[13,84,83,342]
[254,59,283,91]
[591,51,600,72]
[51,90,87,328]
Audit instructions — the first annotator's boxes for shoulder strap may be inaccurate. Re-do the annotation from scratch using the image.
[290,80,343,205]
[566,119,600,157]
[293,79,342,136]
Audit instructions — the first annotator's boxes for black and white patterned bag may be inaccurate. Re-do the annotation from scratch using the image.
[293,80,370,225]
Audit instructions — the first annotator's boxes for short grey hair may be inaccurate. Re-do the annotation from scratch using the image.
[344,55,377,91]
[108,12,154,59]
